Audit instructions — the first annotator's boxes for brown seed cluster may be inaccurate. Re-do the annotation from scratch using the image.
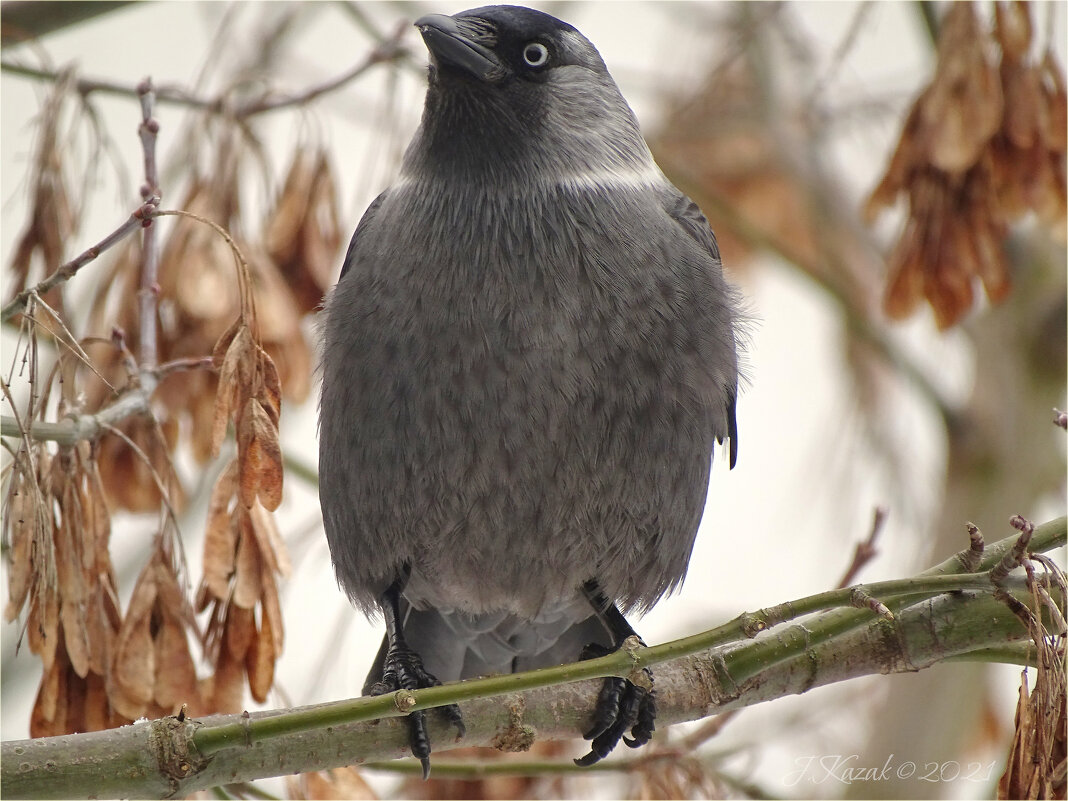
[195,319,290,710]
[5,71,77,320]
[867,2,1067,329]
[5,74,341,736]
[5,442,136,736]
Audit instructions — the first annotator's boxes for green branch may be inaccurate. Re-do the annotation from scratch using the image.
[2,517,1063,799]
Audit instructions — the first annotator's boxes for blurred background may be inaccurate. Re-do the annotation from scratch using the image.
[1,2,1065,798]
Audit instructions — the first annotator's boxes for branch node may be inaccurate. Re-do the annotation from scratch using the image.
[956,522,985,573]
[393,689,417,714]
[992,515,1035,584]
[849,587,894,620]
[739,612,767,638]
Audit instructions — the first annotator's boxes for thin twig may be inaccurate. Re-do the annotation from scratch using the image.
[1,201,158,324]
[98,422,181,530]
[136,78,161,371]
[153,356,215,377]
[959,522,986,573]
[991,515,1036,585]
[0,383,153,445]
[0,25,413,120]
[837,506,888,588]
[233,22,411,116]
[21,294,113,389]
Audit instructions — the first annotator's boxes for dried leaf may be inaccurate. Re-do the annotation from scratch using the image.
[190,375,220,464]
[54,505,86,606]
[106,668,148,722]
[1043,51,1067,152]
[112,562,158,710]
[64,670,89,735]
[85,461,113,572]
[237,398,284,511]
[882,215,925,321]
[260,564,285,656]
[995,0,1033,62]
[245,241,300,344]
[266,150,318,268]
[1003,61,1045,150]
[82,671,112,733]
[211,325,253,459]
[4,483,34,622]
[27,589,60,671]
[209,646,246,714]
[30,654,68,738]
[61,601,90,679]
[86,585,117,676]
[258,346,283,428]
[212,317,243,369]
[173,231,241,323]
[924,3,1003,173]
[245,611,275,704]
[249,501,291,578]
[154,618,199,712]
[297,767,378,801]
[232,520,263,610]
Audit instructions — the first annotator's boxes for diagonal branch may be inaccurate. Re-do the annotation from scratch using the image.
[1,200,158,324]
[1,517,1063,800]
[0,23,413,119]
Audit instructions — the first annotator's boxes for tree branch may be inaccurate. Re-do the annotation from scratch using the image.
[1,200,158,324]
[0,23,412,119]
[2,517,1063,799]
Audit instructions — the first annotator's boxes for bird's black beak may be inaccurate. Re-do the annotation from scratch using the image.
[414,14,505,82]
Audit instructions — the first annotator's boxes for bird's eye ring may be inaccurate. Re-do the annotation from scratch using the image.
[522,42,550,68]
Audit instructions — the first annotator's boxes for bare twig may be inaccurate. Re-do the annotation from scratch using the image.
[836,506,888,588]
[958,522,986,573]
[0,384,152,445]
[991,515,1037,585]
[1,201,158,324]
[153,356,215,377]
[20,294,113,389]
[98,422,181,531]
[232,22,411,116]
[136,78,161,371]
[0,24,412,120]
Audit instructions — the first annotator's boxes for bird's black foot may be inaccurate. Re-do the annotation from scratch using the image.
[367,644,465,779]
[573,641,656,766]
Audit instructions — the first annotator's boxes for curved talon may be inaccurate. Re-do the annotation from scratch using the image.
[575,637,657,765]
[583,676,624,740]
[371,644,464,779]
[624,689,656,748]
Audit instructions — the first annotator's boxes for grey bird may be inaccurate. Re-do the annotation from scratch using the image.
[318,4,741,776]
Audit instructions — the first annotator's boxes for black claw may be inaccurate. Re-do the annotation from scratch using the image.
[582,676,625,741]
[575,654,656,765]
[573,582,658,768]
[370,644,464,779]
[624,684,656,748]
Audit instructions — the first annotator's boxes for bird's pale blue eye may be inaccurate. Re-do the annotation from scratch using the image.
[522,42,549,67]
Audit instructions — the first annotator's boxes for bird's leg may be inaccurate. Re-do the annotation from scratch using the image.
[365,570,465,779]
[573,579,656,767]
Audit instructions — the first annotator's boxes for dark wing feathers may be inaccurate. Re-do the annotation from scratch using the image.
[665,191,738,469]
[338,190,388,282]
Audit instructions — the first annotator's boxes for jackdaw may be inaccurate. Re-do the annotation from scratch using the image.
[318,4,741,776]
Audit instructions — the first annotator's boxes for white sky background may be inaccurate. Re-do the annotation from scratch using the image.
[1,2,1065,798]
